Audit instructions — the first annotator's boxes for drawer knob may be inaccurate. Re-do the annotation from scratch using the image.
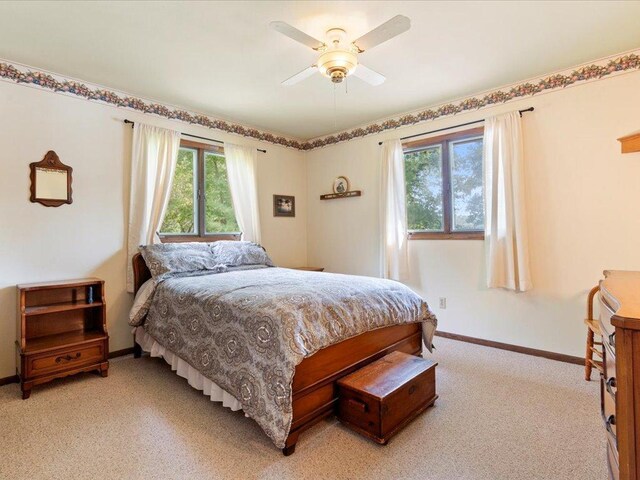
[55,352,81,363]
[408,385,417,395]
[605,377,617,397]
[605,414,618,448]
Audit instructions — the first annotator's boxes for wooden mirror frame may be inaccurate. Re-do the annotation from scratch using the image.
[30,151,73,207]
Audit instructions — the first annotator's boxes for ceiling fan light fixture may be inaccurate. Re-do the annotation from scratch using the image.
[272,16,409,86]
[317,49,358,84]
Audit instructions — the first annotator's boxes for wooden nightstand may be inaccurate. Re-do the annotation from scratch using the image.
[293,267,325,272]
[16,278,109,399]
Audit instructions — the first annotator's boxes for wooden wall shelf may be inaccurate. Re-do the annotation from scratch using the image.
[320,190,362,200]
[618,132,640,153]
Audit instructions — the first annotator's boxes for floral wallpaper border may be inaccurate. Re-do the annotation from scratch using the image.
[303,52,640,150]
[0,61,306,150]
[1,51,639,151]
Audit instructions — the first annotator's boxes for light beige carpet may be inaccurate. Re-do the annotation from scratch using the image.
[0,337,606,480]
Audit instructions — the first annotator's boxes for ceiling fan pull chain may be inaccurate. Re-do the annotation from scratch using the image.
[333,83,337,129]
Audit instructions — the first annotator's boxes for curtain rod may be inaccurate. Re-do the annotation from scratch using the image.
[123,120,267,153]
[377,107,534,146]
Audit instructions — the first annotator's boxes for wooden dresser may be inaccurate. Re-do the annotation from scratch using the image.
[599,270,640,480]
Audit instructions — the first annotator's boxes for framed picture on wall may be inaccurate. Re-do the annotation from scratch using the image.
[273,194,295,217]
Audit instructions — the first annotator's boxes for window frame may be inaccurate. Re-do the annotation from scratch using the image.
[404,127,485,240]
[159,139,241,243]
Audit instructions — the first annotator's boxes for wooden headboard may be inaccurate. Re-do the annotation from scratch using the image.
[132,253,151,295]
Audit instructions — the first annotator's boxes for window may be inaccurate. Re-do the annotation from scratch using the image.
[160,139,240,242]
[404,127,484,239]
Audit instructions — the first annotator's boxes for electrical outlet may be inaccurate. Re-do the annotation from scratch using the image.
[439,297,447,309]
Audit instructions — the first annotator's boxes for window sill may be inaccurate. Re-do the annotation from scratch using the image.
[159,233,241,243]
[408,231,484,240]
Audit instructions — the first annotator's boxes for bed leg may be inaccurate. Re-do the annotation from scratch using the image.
[133,340,142,359]
[282,444,296,456]
[282,431,299,456]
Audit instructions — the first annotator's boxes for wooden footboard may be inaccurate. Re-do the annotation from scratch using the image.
[284,323,423,455]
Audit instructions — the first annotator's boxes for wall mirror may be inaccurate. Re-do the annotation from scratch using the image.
[30,151,73,207]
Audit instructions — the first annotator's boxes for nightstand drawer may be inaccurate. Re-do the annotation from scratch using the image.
[26,341,105,377]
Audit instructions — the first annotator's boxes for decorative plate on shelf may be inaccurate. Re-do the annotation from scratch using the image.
[333,176,350,194]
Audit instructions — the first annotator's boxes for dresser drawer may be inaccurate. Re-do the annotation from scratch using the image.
[26,341,105,378]
[603,383,617,444]
[604,340,616,387]
[603,380,618,472]
[599,295,617,349]
[608,442,620,480]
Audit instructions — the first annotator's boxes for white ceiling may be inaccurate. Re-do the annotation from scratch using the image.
[0,1,639,140]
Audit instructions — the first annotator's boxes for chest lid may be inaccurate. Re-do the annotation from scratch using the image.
[337,351,437,400]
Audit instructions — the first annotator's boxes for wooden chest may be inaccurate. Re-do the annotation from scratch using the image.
[336,351,437,444]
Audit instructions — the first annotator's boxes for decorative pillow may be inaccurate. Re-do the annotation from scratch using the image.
[211,241,274,267]
[139,242,222,280]
[129,279,155,326]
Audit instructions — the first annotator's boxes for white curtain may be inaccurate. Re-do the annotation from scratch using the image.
[224,142,261,243]
[380,139,409,281]
[126,123,181,292]
[483,111,532,292]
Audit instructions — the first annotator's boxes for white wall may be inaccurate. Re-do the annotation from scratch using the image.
[306,71,640,357]
[2,68,639,380]
[0,82,307,378]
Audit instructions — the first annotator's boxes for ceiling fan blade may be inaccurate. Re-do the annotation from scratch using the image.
[352,64,386,86]
[352,15,411,52]
[282,65,318,86]
[270,21,325,50]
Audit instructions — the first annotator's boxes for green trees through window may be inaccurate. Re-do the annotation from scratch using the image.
[405,146,444,231]
[450,138,484,231]
[161,143,239,237]
[162,148,197,234]
[404,130,484,236]
[204,152,239,233]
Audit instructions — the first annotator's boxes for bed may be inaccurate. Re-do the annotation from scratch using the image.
[131,245,436,455]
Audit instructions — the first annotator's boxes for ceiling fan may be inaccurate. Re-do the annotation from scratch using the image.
[270,15,411,87]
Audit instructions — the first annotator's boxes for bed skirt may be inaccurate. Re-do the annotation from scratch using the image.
[134,327,243,412]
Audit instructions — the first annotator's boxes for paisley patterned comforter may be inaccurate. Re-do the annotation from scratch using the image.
[141,267,437,448]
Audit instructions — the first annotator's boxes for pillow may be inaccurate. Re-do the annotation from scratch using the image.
[129,279,155,326]
[139,242,222,280]
[211,241,274,267]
